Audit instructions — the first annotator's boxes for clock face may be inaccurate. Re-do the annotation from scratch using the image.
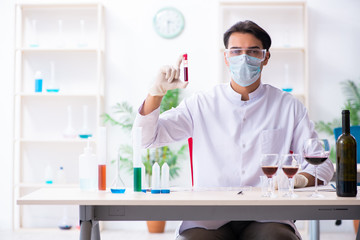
[153,7,185,39]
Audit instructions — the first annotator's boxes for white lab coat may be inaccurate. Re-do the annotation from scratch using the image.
[134,82,334,239]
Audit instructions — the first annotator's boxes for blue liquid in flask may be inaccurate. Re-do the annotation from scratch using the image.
[79,134,92,139]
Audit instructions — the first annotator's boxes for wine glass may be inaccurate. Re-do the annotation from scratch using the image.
[303,138,330,198]
[260,154,279,198]
[281,154,301,198]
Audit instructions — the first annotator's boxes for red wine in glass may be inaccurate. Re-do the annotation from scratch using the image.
[261,166,278,178]
[282,166,299,178]
[304,156,327,165]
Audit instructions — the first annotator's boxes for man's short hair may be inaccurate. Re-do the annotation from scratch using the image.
[223,20,272,51]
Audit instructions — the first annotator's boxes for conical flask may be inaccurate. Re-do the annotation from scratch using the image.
[110,153,126,194]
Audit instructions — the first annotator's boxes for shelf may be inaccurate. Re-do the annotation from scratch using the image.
[17,48,102,53]
[16,138,96,144]
[220,0,306,6]
[18,3,101,9]
[16,183,79,188]
[16,92,102,97]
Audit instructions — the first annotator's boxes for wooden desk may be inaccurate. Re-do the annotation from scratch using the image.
[17,188,360,240]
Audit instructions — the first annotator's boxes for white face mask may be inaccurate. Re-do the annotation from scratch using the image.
[228,54,263,87]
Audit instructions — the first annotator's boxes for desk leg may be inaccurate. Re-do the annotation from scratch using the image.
[356,221,360,240]
[91,221,101,240]
[310,220,320,240]
[80,221,92,240]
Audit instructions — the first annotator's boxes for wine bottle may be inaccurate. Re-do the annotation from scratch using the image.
[336,110,357,197]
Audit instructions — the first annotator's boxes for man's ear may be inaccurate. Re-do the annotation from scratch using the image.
[224,52,229,67]
[262,51,270,66]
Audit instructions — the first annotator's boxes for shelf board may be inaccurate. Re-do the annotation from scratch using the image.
[18,3,100,9]
[220,0,306,6]
[17,47,102,53]
[17,138,96,144]
[16,92,102,97]
[16,183,79,188]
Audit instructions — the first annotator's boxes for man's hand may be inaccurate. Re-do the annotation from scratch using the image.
[293,174,309,188]
[149,54,189,96]
[274,173,309,189]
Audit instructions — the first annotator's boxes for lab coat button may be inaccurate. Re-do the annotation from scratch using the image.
[242,144,246,148]
[241,170,245,175]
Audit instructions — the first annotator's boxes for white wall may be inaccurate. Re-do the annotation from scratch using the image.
[0,0,14,231]
[1,0,359,232]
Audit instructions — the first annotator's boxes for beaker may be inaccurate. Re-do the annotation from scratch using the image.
[46,61,60,92]
[110,155,126,194]
[78,105,92,138]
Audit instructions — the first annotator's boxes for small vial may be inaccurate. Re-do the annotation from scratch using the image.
[151,162,161,194]
[34,71,43,92]
[183,53,188,82]
[161,162,170,194]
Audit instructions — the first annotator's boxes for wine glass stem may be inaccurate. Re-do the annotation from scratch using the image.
[269,177,274,195]
[289,177,294,195]
[314,166,318,195]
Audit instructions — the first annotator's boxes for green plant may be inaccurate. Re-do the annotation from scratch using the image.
[102,89,188,185]
[315,80,360,162]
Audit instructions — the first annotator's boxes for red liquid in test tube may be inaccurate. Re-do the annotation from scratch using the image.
[183,54,188,82]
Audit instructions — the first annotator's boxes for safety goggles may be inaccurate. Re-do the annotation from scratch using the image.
[225,48,267,61]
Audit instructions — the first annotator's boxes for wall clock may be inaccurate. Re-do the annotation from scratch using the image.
[153,7,185,39]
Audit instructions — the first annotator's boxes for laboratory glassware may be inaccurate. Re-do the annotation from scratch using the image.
[63,105,77,138]
[110,153,126,194]
[56,166,66,184]
[161,162,170,193]
[78,105,92,138]
[303,138,330,198]
[58,206,72,230]
[34,71,43,92]
[57,19,65,48]
[97,127,107,191]
[151,162,161,194]
[133,127,142,192]
[282,64,293,92]
[44,164,53,184]
[46,61,60,92]
[281,154,301,198]
[79,138,97,190]
[260,153,279,198]
[29,19,39,48]
[183,53,188,82]
[78,19,88,48]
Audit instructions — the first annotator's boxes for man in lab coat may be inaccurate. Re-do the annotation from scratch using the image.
[134,20,334,240]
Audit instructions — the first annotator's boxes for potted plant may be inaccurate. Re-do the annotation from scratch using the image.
[102,89,188,233]
[315,80,360,162]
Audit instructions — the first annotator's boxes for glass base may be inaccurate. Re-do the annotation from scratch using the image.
[309,192,324,198]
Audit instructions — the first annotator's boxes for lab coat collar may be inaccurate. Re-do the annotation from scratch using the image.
[225,81,265,105]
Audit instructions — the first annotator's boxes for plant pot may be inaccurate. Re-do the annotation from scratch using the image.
[146,221,166,233]
[354,220,359,234]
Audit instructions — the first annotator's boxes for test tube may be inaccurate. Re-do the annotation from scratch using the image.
[151,162,161,194]
[160,162,170,193]
[97,127,107,191]
[133,127,142,192]
[183,53,188,82]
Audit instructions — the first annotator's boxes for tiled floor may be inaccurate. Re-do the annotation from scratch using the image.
[0,229,356,240]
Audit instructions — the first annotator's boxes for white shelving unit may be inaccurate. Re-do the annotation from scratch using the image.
[13,2,105,229]
[219,0,309,108]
